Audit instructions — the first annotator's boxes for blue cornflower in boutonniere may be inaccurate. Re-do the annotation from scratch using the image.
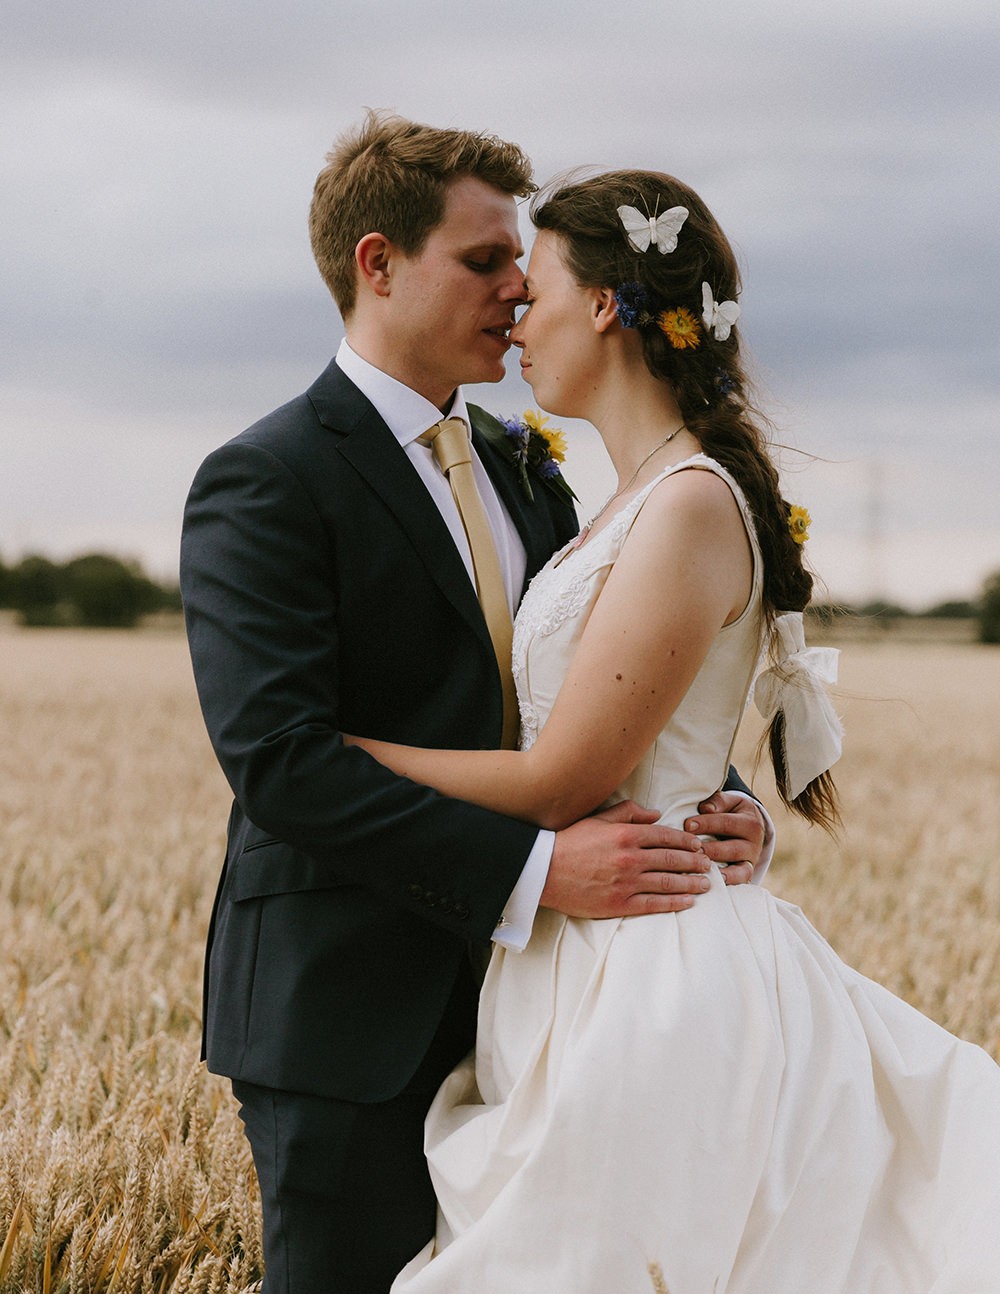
[493,410,577,505]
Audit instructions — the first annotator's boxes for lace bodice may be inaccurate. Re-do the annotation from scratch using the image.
[511,455,764,827]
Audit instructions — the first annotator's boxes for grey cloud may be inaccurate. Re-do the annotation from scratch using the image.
[2,0,997,602]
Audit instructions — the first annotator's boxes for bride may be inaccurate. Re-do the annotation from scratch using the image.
[348,170,1000,1292]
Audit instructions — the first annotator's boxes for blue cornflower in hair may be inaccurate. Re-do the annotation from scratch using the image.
[613,282,654,329]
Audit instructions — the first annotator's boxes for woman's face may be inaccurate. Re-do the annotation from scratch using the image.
[510,231,601,418]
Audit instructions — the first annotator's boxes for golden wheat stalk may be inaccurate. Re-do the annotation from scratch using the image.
[647,1260,670,1292]
[1,628,997,1290]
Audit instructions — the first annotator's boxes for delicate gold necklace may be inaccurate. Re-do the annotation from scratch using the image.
[570,423,687,550]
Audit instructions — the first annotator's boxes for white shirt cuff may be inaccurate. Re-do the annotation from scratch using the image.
[492,830,554,950]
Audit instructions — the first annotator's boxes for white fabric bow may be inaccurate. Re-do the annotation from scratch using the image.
[701,282,741,340]
[753,612,843,798]
[617,204,689,254]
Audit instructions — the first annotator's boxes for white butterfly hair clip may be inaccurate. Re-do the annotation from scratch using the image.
[701,282,740,341]
[616,204,689,255]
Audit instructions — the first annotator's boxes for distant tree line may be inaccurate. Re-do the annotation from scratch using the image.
[0,553,181,628]
[2,551,999,641]
[808,569,1000,645]
[980,571,1000,643]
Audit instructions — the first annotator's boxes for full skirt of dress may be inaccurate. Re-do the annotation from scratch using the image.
[392,871,1000,1293]
[392,461,1000,1292]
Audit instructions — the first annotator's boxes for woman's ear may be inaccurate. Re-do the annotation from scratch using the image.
[592,286,619,334]
[355,232,394,299]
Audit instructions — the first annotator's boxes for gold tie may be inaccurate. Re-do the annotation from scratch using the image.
[420,418,519,749]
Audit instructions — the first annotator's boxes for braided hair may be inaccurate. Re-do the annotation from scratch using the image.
[532,171,838,830]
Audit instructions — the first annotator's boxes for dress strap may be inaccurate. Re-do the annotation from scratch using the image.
[619,454,764,615]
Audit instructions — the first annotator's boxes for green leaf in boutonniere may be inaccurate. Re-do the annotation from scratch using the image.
[473,408,577,506]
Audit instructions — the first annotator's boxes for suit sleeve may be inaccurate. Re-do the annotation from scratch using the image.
[180,440,537,940]
[723,764,754,799]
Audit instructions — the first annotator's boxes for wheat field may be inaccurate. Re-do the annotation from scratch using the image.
[1,626,998,1292]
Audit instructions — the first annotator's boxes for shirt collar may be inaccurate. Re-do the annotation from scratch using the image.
[336,339,471,448]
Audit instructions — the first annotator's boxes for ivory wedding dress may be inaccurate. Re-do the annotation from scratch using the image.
[392,456,1000,1293]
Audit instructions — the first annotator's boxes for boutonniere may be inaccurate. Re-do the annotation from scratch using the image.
[495,410,577,505]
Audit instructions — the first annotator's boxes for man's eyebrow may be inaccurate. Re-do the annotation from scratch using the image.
[459,239,523,256]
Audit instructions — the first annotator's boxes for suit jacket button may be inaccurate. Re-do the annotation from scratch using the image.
[408,883,424,901]
[438,896,455,914]
[453,902,471,921]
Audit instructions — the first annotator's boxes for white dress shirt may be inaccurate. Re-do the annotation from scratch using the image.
[335,339,552,949]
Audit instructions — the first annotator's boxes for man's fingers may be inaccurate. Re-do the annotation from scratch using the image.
[597,799,662,826]
[697,790,764,820]
[688,812,765,854]
[686,811,764,844]
[639,844,711,872]
[700,834,761,865]
[546,804,753,919]
[623,892,698,916]
[638,868,712,896]
[718,861,754,886]
[626,829,709,861]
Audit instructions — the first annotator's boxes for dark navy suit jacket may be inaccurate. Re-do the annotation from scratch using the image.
[181,360,579,1102]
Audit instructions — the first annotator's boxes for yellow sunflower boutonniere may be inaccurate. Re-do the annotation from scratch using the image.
[788,504,811,545]
[657,306,701,350]
[523,409,568,463]
[491,409,577,505]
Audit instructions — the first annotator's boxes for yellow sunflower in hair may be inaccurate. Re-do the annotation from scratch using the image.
[788,504,811,545]
[657,306,701,350]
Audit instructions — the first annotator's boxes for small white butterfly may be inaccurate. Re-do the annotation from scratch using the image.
[701,281,741,341]
[616,204,689,254]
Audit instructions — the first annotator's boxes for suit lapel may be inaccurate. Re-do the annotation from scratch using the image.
[308,363,491,648]
[470,409,563,596]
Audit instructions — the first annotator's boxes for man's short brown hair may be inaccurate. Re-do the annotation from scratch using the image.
[309,110,535,317]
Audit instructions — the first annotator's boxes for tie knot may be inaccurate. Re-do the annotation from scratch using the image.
[419,418,471,474]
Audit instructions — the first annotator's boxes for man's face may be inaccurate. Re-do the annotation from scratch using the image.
[381,176,525,409]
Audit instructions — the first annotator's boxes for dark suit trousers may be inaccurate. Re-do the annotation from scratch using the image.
[232,960,480,1294]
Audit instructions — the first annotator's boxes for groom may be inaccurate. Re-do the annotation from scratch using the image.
[181,111,767,1294]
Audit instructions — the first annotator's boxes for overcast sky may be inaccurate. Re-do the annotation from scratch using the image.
[3,0,998,606]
